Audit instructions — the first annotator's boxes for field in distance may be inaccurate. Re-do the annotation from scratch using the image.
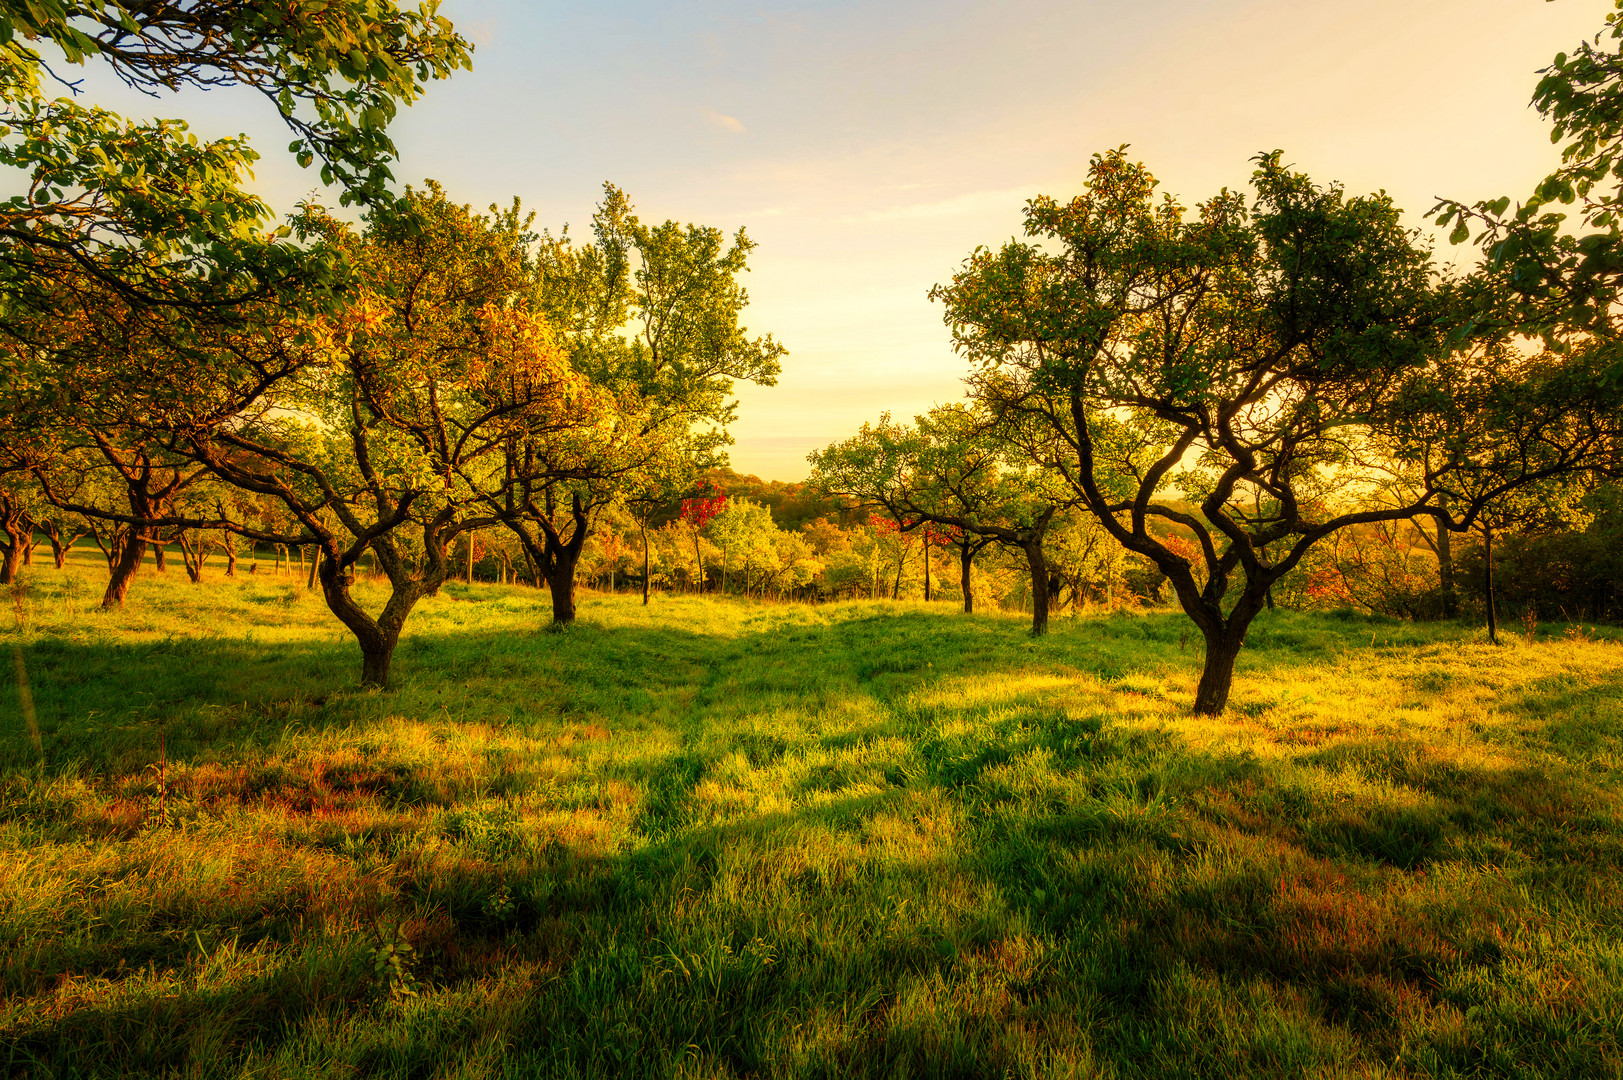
[2,565,1622,1078]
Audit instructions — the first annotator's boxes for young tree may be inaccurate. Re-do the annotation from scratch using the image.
[491,186,785,623]
[933,150,1617,714]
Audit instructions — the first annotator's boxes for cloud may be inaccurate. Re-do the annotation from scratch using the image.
[705,110,748,135]
[855,186,1036,222]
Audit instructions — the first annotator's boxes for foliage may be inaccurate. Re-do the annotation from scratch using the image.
[932,148,1617,713]
[0,0,472,326]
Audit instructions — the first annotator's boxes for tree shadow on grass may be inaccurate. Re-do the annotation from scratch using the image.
[6,606,1622,1075]
[7,668,1623,1078]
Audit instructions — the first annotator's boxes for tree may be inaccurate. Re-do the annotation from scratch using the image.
[14,184,597,685]
[933,150,1617,714]
[809,406,1070,633]
[493,186,785,623]
[0,0,471,332]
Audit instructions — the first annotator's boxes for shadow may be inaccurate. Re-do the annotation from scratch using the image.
[5,600,1623,1076]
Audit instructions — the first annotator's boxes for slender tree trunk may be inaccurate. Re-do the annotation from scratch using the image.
[641,520,651,606]
[152,537,166,572]
[306,547,318,588]
[225,535,238,578]
[102,528,146,608]
[176,529,203,583]
[924,539,931,602]
[960,542,974,614]
[1484,523,1498,645]
[1023,540,1050,635]
[466,534,475,583]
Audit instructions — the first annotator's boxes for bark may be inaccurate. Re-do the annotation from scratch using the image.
[152,539,166,572]
[48,536,69,569]
[496,493,593,624]
[547,554,580,623]
[923,540,931,602]
[102,529,145,608]
[534,500,590,624]
[1484,523,1498,645]
[175,529,204,583]
[0,533,20,585]
[1022,539,1050,635]
[306,547,318,588]
[316,554,409,688]
[225,534,238,578]
[1193,628,1246,715]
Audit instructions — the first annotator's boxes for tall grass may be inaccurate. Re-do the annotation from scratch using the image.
[3,564,1621,1078]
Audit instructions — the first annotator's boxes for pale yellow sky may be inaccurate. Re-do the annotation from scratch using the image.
[53,0,1612,481]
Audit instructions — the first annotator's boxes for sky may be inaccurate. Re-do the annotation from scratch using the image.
[50,0,1613,480]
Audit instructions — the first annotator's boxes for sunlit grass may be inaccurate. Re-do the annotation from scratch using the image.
[3,563,1622,1077]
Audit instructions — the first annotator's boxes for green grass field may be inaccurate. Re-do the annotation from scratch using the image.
[3,561,1622,1078]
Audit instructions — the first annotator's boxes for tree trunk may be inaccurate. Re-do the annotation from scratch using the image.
[960,543,974,614]
[49,536,68,570]
[466,534,475,583]
[547,550,580,623]
[1023,540,1050,635]
[0,533,21,585]
[1193,628,1245,715]
[361,643,393,687]
[314,548,420,689]
[306,547,318,588]
[102,529,145,608]
[924,539,931,602]
[225,535,238,578]
[152,537,166,572]
[641,520,651,606]
[178,531,203,583]
[1484,523,1498,645]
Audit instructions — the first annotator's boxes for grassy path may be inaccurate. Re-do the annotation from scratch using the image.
[2,567,1622,1078]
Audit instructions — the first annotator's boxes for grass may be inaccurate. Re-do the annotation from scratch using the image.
[2,560,1622,1078]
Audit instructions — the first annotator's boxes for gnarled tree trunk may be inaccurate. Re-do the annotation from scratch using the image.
[102,527,145,608]
[0,504,26,585]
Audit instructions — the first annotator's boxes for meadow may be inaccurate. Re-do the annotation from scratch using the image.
[2,559,1622,1079]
